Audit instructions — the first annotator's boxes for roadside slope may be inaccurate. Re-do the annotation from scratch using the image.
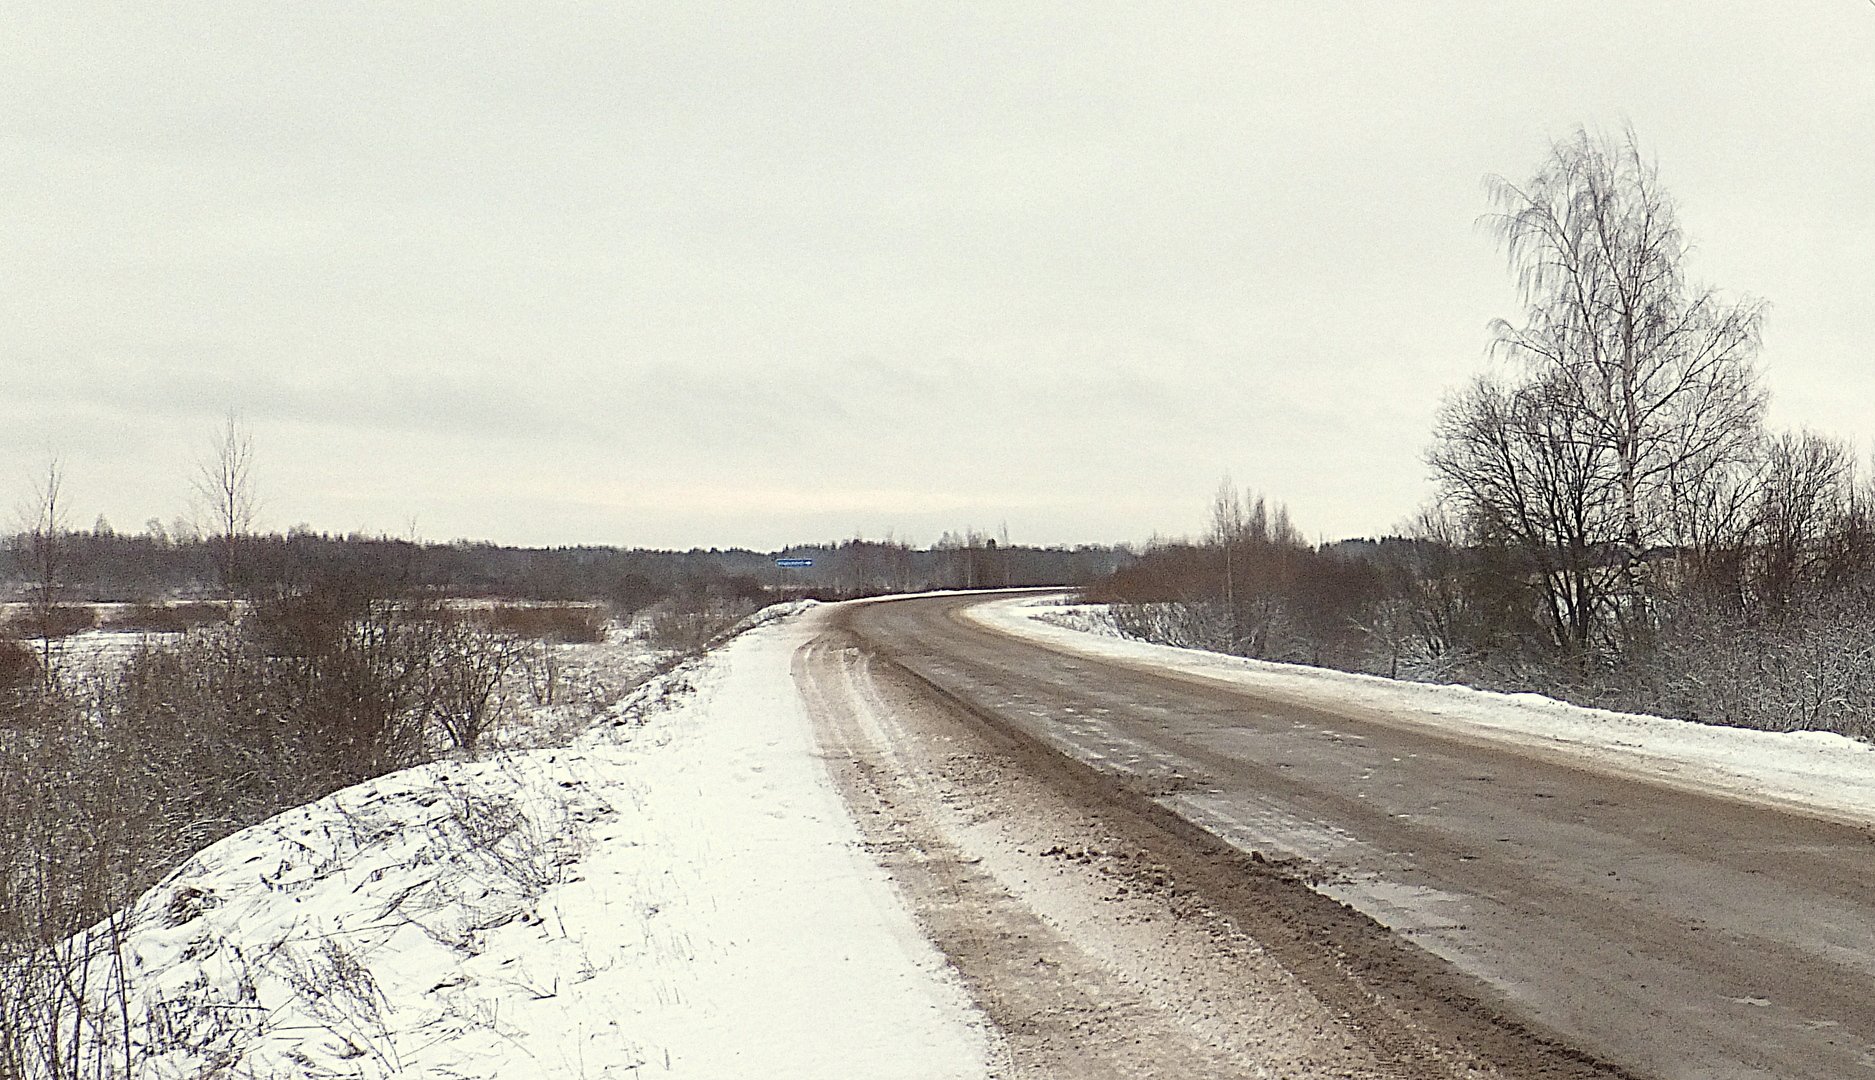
[40,607,999,1079]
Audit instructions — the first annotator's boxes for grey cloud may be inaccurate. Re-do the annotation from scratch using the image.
[4,2,1872,548]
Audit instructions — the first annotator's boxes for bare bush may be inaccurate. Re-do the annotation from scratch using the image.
[1,680,154,1080]
[643,598,760,654]
[519,640,562,707]
[2,605,97,641]
[441,779,580,899]
[0,572,557,1078]
[0,639,41,697]
[427,621,527,755]
[1109,601,1235,654]
[477,603,606,644]
[268,939,398,1073]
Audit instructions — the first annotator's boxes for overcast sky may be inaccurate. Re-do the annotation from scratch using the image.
[5,3,1872,550]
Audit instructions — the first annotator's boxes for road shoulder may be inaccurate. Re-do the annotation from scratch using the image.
[798,606,1522,1080]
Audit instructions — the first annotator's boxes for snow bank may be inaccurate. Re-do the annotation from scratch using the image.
[57,606,994,1079]
[973,597,1875,829]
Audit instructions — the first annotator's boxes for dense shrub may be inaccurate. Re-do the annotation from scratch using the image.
[3,604,97,640]
[0,639,39,694]
[0,575,551,1077]
[477,603,606,644]
[643,597,762,654]
[1,680,165,1078]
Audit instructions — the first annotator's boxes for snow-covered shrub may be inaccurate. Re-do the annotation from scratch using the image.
[0,681,153,1080]
[1109,601,1235,654]
[1637,583,1875,741]
[643,599,763,655]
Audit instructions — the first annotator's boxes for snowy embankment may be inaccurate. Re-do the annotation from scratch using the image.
[57,604,995,1079]
[977,597,1875,829]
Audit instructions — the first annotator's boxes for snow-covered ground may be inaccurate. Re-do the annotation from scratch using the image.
[40,604,997,1079]
[977,596,1875,830]
[19,627,158,683]
[50,588,1872,1079]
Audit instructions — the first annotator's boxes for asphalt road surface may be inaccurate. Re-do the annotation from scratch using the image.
[824,593,1875,1080]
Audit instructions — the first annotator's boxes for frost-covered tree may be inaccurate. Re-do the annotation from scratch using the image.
[1436,128,1768,651]
[1483,127,1766,619]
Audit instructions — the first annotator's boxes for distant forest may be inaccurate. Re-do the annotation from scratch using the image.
[0,525,1130,610]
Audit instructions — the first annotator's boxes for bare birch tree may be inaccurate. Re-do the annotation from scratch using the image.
[1210,477,1245,645]
[1434,128,1767,654]
[18,457,68,677]
[194,412,259,600]
[1482,127,1767,631]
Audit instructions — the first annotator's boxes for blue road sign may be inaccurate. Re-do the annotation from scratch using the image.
[775,557,815,568]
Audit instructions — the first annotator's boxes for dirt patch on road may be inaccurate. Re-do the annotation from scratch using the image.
[800,610,1640,1080]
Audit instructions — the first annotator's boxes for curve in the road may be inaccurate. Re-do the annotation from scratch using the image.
[843,593,1875,1080]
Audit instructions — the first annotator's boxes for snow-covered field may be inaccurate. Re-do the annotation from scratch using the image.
[21,627,156,682]
[978,597,1875,829]
[38,604,996,1079]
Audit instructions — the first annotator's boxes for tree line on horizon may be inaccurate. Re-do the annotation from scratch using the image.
[1,411,1130,629]
[0,520,1127,612]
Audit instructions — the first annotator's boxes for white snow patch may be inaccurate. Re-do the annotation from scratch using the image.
[18,628,161,682]
[48,605,995,1079]
[973,596,1875,830]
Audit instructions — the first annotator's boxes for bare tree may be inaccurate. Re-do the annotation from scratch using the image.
[1434,128,1767,655]
[1483,127,1767,630]
[1753,429,1854,607]
[194,412,259,600]
[1210,477,1245,645]
[18,457,69,678]
[1376,505,1476,677]
[1198,479,1306,658]
[1430,374,1620,655]
[427,621,527,755]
